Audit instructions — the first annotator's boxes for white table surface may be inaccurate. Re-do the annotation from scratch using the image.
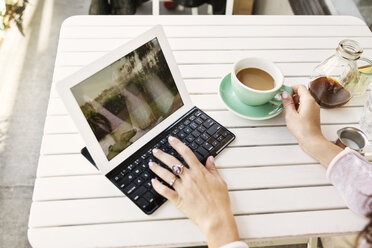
[28,15,372,248]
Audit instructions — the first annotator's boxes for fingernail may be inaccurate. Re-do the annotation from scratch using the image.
[209,156,215,163]
[282,91,289,99]
[152,148,159,154]
[151,178,155,184]
[168,136,175,142]
[149,162,156,168]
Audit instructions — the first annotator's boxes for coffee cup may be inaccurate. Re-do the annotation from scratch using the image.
[231,57,293,106]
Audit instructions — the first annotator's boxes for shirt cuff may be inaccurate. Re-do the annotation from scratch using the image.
[220,241,249,248]
[326,147,364,180]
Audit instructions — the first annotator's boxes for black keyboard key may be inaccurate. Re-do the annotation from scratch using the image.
[146,156,155,163]
[178,124,185,130]
[114,175,122,182]
[178,131,186,139]
[141,154,148,160]
[134,159,141,165]
[223,131,229,137]
[195,118,203,125]
[172,129,179,135]
[184,120,191,126]
[203,142,214,152]
[197,146,208,158]
[197,126,206,133]
[213,132,220,139]
[137,198,149,209]
[203,119,214,128]
[133,168,142,175]
[140,163,147,169]
[207,137,216,145]
[127,163,135,171]
[189,115,196,121]
[160,138,167,145]
[184,127,192,134]
[132,186,147,201]
[190,142,198,150]
[121,168,128,175]
[135,177,144,185]
[145,180,152,188]
[186,134,195,143]
[141,171,150,179]
[124,184,137,195]
[143,192,155,204]
[195,137,203,145]
[207,123,221,136]
[195,110,202,117]
[190,122,198,129]
[160,146,168,152]
[127,173,134,181]
[217,136,224,141]
[201,114,208,120]
[119,174,132,188]
[201,133,210,141]
[169,150,177,156]
[212,140,219,146]
[191,130,201,137]
[212,135,234,155]
[194,151,203,161]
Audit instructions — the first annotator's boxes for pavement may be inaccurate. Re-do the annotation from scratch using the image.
[0,1,91,247]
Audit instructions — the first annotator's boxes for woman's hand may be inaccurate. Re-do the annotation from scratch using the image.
[149,136,239,248]
[282,85,342,167]
[281,85,323,145]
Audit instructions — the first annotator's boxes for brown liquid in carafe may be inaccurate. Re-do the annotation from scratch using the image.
[309,77,351,108]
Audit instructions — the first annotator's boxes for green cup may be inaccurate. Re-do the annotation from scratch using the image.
[231,57,293,106]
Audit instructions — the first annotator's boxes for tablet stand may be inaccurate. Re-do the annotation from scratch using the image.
[81,147,98,170]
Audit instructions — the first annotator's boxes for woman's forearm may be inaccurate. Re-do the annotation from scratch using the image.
[203,211,240,248]
[300,135,343,168]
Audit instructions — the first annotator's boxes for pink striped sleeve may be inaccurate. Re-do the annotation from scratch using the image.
[327,148,372,216]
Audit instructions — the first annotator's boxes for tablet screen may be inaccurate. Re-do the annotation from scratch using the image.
[71,38,183,160]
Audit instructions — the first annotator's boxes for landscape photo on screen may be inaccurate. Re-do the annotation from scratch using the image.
[71,38,183,160]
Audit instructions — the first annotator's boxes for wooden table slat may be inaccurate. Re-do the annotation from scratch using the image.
[29,186,345,228]
[55,49,372,66]
[60,26,371,39]
[28,209,368,248]
[33,165,329,201]
[57,37,372,52]
[42,107,362,135]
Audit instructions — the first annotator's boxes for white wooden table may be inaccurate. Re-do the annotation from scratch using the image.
[28,16,372,248]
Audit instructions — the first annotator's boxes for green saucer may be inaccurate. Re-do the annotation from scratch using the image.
[218,73,284,120]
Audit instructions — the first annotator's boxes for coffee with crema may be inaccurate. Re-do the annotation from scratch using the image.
[236,67,275,91]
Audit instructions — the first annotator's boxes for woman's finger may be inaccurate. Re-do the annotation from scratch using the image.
[149,162,181,190]
[168,136,202,169]
[282,91,297,119]
[205,156,219,176]
[152,148,188,175]
[151,178,178,203]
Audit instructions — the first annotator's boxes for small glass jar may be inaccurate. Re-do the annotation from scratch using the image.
[309,39,363,108]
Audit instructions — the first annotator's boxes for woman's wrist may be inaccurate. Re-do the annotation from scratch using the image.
[300,135,343,168]
[201,210,240,248]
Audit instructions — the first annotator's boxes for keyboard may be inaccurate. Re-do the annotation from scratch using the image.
[102,107,235,214]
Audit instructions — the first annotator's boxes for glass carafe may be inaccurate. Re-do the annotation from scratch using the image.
[308,39,363,108]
